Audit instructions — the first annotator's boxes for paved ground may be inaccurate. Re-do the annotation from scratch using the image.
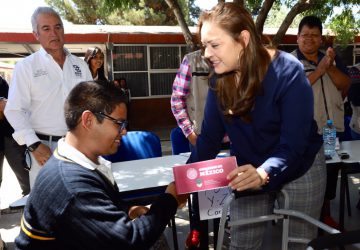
[0,158,23,250]
[1,131,360,249]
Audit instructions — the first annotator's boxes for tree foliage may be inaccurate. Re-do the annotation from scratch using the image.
[44,0,111,24]
[45,0,359,48]
[165,0,359,48]
[45,0,199,26]
[242,0,359,46]
[328,7,359,47]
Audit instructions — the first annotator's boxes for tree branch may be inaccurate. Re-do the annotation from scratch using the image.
[272,0,316,46]
[165,0,196,49]
[233,0,244,6]
[255,0,276,34]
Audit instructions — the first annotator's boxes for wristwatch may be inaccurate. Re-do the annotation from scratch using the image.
[28,141,41,152]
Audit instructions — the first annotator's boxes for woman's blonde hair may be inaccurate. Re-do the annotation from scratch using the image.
[198,2,272,122]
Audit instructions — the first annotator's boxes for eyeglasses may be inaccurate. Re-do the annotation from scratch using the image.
[95,112,128,132]
[299,33,321,39]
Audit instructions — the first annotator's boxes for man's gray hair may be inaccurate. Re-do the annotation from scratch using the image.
[31,7,63,33]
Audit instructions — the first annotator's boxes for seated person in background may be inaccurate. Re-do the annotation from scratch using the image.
[84,46,107,81]
[15,81,188,250]
[114,77,131,104]
[348,63,360,140]
[113,78,131,129]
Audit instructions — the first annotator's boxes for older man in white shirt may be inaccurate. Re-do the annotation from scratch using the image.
[5,6,92,188]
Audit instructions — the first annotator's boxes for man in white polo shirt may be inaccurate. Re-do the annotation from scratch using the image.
[5,6,92,188]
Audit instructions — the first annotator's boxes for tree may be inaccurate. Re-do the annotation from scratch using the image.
[44,0,112,24]
[165,0,195,49]
[162,0,359,49]
[45,0,197,25]
[328,7,359,47]
[46,0,359,48]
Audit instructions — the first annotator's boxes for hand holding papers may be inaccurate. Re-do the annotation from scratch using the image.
[172,156,237,194]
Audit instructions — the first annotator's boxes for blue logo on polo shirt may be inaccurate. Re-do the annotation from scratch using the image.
[73,65,82,77]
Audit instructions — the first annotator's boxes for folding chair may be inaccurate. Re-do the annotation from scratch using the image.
[216,189,342,250]
[307,229,360,249]
[104,131,162,162]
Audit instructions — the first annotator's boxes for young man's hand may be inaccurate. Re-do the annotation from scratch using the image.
[0,98,6,120]
[165,182,189,208]
[128,205,150,219]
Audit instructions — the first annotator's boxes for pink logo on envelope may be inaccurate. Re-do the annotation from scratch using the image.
[173,156,237,194]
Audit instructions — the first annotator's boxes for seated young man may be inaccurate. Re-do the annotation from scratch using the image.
[15,81,188,250]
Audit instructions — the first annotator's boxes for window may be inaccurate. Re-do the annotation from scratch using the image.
[112,45,187,98]
[113,46,147,71]
[150,73,177,95]
[114,72,149,97]
[150,47,179,69]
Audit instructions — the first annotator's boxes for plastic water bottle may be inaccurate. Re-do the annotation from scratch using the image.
[323,119,336,157]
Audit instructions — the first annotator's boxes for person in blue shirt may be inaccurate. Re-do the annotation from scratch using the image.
[188,3,325,249]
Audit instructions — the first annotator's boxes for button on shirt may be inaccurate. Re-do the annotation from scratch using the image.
[57,138,115,185]
[4,48,93,147]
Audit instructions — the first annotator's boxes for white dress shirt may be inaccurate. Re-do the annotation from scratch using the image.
[57,138,115,185]
[4,47,92,147]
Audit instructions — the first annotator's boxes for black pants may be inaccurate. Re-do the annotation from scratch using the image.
[0,136,30,195]
[325,132,345,201]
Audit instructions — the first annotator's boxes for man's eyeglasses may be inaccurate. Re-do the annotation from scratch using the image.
[299,33,321,39]
[95,112,128,132]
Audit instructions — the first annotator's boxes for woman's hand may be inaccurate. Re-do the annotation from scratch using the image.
[227,164,268,191]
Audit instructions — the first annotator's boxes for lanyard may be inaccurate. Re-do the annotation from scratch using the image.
[320,76,330,120]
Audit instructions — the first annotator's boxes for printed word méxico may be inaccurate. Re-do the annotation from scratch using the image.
[199,165,224,176]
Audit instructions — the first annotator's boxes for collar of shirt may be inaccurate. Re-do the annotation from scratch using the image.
[296,48,325,66]
[39,47,71,58]
[57,138,115,184]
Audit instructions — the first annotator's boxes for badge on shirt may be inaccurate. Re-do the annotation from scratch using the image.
[72,65,82,77]
[33,69,48,78]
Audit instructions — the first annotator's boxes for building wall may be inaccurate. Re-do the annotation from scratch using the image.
[128,98,177,131]
[1,28,358,132]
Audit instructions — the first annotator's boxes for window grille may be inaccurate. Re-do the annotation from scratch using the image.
[112,45,187,98]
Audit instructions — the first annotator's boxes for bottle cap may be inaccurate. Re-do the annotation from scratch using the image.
[326,119,333,126]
